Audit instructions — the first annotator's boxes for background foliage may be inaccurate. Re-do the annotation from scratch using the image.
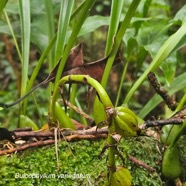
[0,0,186,185]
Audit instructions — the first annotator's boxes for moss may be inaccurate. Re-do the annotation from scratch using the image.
[0,138,163,185]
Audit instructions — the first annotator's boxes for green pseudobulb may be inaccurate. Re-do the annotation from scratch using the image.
[162,144,182,179]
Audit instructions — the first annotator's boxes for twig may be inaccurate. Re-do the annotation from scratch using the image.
[128,155,156,172]
[65,134,107,141]
[148,72,177,111]
[0,128,108,156]
[14,127,108,139]
[171,106,186,119]
[0,139,55,156]
[0,134,107,156]
[11,127,33,132]
[142,106,186,129]
[143,118,184,128]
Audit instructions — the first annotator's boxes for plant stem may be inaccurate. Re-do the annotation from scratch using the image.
[115,60,129,107]
[107,131,117,184]
[50,75,114,117]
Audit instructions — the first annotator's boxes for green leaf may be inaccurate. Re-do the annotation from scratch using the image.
[105,0,124,55]
[127,37,138,58]
[79,15,110,37]
[173,4,186,22]
[43,0,55,71]
[0,0,8,16]
[142,0,153,17]
[4,0,19,14]
[101,0,141,88]
[19,115,39,130]
[54,0,96,86]
[160,52,177,85]
[54,0,74,64]
[19,0,31,114]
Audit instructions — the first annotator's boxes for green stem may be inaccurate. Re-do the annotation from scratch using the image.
[115,60,129,107]
[50,75,113,117]
[4,11,22,61]
[107,133,117,184]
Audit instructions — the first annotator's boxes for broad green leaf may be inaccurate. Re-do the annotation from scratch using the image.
[79,15,110,37]
[173,4,186,22]
[0,0,8,16]
[137,19,169,57]
[135,46,148,76]
[31,32,48,52]
[30,14,49,51]
[127,37,138,58]
[4,0,19,14]
[0,20,11,34]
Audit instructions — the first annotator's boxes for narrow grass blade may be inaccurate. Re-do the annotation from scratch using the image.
[101,0,141,88]
[19,0,30,113]
[54,0,96,86]
[44,0,55,71]
[105,0,124,56]
[54,0,74,65]
[4,11,22,61]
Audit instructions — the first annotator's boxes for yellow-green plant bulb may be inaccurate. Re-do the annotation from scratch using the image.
[111,167,132,186]
[113,115,137,137]
[162,144,182,179]
[112,106,139,137]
